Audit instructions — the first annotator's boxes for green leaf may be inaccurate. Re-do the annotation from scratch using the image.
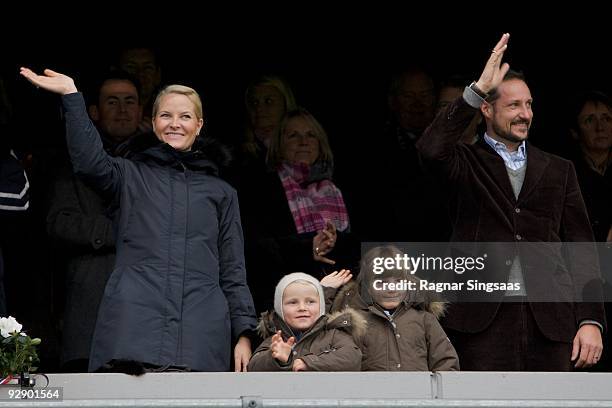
[0,326,41,376]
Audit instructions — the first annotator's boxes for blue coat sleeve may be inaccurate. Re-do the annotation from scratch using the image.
[62,93,123,200]
[218,188,257,340]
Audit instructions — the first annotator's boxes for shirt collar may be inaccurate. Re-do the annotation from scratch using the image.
[484,132,526,158]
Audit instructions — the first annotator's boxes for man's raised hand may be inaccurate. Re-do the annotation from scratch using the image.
[475,33,511,95]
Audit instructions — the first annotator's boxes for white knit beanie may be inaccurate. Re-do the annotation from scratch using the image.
[274,272,325,320]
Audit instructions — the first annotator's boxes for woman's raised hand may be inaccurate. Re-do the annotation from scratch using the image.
[20,67,78,95]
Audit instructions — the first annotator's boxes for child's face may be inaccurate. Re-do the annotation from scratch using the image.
[371,276,406,310]
[282,282,321,331]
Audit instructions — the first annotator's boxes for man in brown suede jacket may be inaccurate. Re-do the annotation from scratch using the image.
[416,33,605,371]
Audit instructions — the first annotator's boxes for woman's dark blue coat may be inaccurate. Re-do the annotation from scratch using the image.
[61,93,256,372]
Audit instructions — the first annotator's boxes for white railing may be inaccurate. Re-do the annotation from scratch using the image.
[0,372,610,407]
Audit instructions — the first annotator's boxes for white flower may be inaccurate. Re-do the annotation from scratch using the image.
[0,316,23,338]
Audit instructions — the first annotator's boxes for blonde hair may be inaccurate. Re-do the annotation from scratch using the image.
[267,108,334,169]
[242,75,297,157]
[152,84,203,119]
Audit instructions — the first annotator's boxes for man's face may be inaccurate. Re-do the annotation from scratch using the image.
[576,101,612,154]
[390,71,436,133]
[246,85,286,144]
[484,79,533,146]
[119,48,161,103]
[92,80,142,142]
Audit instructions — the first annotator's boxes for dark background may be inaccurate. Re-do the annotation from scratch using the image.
[4,22,612,156]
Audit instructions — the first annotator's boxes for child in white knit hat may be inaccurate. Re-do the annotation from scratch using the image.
[248,272,365,371]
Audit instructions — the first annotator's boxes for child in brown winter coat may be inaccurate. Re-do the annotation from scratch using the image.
[321,247,460,371]
[248,272,366,371]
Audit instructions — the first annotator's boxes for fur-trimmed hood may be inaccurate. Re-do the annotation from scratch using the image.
[131,136,233,176]
[327,277,460,372]
[256,307,367,343]
[343,274,448,319]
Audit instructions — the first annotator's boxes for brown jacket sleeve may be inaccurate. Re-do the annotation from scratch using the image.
[424,312,460,371]
[416,97,480,179]
[322,286,339,313]
[300,329,362,371]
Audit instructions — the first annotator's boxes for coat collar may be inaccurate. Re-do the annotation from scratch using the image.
[475,138,517,203]
[257,309,366,343]
[474,139,550,204]
[133,142,219,175]
[517,143,550,204]
[350,277,447,319]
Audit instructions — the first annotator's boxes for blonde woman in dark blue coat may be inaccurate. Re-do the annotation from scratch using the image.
[20,67,257,373]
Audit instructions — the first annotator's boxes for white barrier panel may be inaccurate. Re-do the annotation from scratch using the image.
[435,371,612,400]
[0,372,611,407]
[45,372,432,400]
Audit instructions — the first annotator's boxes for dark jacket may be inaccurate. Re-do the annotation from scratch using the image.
[326,277,459,371]
[248,308,365,371]
[238,168,359,313]
[47,163,116,366]
[0,148,30,316]
[570,152,612,242]
[46,131,158,366]
[359,122,452,242]
[61,93,256,372]
[416,97,605,342]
